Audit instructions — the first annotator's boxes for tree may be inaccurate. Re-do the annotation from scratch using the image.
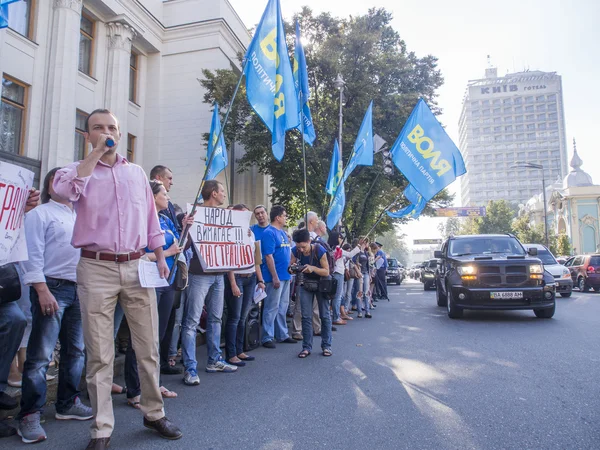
[437,217,461,239]
[555,234,571,256]
[200,7,452,237]
[374,227,410,265]
[460,200,516,235]
[512,213,545,245]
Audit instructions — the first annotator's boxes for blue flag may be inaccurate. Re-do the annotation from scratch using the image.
[389,98,466,202]
[386,184,427,219]
[326,178,345,230]
[326,139,342,196]
[343,101,373,182]
[0,0,21,29]
[244,0,300,162]
[205,103,228,180]
[293,21,316,146]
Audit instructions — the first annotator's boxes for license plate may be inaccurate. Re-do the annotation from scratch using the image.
[490,291,523,299]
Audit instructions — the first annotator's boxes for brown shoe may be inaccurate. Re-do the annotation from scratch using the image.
[85,437,110,450]
[143,416,182,440]
[332,320,347,325]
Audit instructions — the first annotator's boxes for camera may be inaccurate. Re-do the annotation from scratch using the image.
[289,263,306,285]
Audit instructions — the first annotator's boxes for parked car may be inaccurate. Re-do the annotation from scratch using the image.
[555,257,568,265]
[386,258,403,285]
[564,254,600,292]
[420,259,438,290]
[523,244,573,297]
[434,234,556,319]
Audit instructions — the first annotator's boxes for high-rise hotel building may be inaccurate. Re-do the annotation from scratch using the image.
[459,68,568,206]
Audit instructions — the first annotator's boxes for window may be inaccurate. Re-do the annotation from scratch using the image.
[79,13,95,76]
[548,112,557,120]
[537,113,546,121]
[127,134,136,162]
[527,124,536,130]
[515,106,523,113]
[482,100,490,106]
[525,114,535,121]
[516,124,524,131]
[129,53,138,103]
[525,96,534,103]
[493,126,502,132]
[527,133,536,140]
[504,116,513,123]
[505,125,513,132]
[493,107,501,114]
[537,104,546,112]
[525,105,534,112]
[538,123,547,130]
[503,107,512,114]
[515,115,523,123]
[493,99,501,105]
[74,110,88,161]
[547,94,556,102]
[7,0,34,39]
[0,76,28,155]
[514,98,522,105]
[536,95,545,102]
[493,117,502,123]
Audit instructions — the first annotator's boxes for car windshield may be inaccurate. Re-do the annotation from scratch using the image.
[428,260,437,268]
[535,249,557,265]
[388,260,398,268]
[590,256,600,266]
[449,237,526,256]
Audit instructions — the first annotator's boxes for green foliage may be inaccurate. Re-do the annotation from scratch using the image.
[555,234,571,256]
[374,227,410,265]
[459,200,516,235]
[199,7,451,237]
[437,217,461,239]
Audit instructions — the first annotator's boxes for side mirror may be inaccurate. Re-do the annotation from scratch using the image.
[434,250,442,258]
[528,247,538,256]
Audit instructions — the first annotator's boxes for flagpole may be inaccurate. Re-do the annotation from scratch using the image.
[168,59,247,283]
[300,97,309,227]
[363,190,404,240]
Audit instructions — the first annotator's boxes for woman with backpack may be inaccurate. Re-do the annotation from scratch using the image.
[327,232,363,326]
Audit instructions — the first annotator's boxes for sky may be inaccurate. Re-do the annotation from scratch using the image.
[228,0,600,254]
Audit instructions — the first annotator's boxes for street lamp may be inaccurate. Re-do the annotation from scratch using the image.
[333,73,345,159]
[511,161,549,247]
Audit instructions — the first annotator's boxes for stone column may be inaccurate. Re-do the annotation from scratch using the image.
[104,22,136,148]
[41,0,83,172]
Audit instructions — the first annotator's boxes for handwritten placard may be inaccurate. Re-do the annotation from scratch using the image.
[188,206,254,272]
[0,162,35,265]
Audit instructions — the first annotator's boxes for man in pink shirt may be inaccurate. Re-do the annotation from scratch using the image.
[53,109,182,450]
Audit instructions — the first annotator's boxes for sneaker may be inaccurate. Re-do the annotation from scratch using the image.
[262,340,276,349]
[55,397,93,420]
[18,412,47,444]
[183,369,200,386]
[365,314,372,319]
[357,313,363,318]
[206,359,237,373]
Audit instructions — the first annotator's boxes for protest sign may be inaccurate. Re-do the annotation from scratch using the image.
[188,205,255,272]
[0,161,34,265]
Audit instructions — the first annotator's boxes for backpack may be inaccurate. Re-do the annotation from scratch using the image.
[312,237,335,276]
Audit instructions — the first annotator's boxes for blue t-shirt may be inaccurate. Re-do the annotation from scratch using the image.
[260,227,291,283]
[251,224,271,242]
[376,249,387,269]
[292,244,326,269]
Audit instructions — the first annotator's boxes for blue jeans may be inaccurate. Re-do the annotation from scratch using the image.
[0,302,27,392]
[181,273,224,370]
[332,273,345,322]
[125,285,175,398]
[18,279,85,417]
[298,287,332,352]
[224,274,256,360]
[262,280,291,343]
[342,278,354,310]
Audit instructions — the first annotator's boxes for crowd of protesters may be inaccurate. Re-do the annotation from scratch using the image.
[0,109,389,449]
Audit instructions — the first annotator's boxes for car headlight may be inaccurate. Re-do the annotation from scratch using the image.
[561,268,571,279]
[457,265,477,275]
[529,264,543,274]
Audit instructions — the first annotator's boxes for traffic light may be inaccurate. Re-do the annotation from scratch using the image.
[382,149,393,175]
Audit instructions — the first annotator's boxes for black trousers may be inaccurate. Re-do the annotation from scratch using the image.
[375,268,388,299]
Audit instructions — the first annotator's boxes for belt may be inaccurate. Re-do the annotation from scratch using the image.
[46,277,76,286]
[81,249,145,263]
[236,273,255,278]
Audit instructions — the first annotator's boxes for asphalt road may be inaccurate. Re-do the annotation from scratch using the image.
[2,279,599,450]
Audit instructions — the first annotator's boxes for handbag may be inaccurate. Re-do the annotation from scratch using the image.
[302,278,320,292]
[344,268,350,282]
[173,258,188,291]
[0,263,22,305]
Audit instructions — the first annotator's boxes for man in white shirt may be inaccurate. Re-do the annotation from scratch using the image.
[17,168,92,444]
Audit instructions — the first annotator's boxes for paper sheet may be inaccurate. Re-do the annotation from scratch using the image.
[253,285,267,304]
[138,260,169,288]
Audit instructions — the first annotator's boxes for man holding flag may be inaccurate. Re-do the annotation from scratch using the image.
[205,103,228,181]
[244,0,299,161]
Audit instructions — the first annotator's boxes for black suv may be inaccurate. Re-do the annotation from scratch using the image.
[386,258,402,285]
[420,259,438,290]
[434,234,556,319]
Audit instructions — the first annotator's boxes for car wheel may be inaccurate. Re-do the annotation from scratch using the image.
[423,281,429,291]
[436,280,447,307]
[578,277,589,292]
[446,284,463,319]
[534,302,555,319]
[560,292,572,298]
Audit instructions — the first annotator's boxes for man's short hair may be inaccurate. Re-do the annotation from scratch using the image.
[270,205,286,222]
[201,180,222,201]
[150,165,171,180]
[84,108,119,133]
[317,220,326,230]
[253,204,267,214]
[292,228,311,244]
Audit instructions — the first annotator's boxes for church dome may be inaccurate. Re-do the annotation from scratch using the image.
[563,139,593,188]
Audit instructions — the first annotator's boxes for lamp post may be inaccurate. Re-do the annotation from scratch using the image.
[333,73,345,159]
[511,161,549,247]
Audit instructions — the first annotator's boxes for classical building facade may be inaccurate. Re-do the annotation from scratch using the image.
[459,67,568,207]
[0,0,270,209]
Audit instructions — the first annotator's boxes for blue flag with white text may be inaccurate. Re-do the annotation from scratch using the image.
[386,184,427,219]
[293,21,316,146]
[205,103,228,180]
[0,0,21,29]
[343,101,373,182]
[326,139,342,196]
[244,0,300,161]
[326,178,345,230]
[389,98,466,202]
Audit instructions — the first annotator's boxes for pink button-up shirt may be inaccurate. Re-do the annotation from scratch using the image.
[53,153,165,253]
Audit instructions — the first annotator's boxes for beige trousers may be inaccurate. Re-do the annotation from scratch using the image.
[292,295,321,334]
[77,257,164,439]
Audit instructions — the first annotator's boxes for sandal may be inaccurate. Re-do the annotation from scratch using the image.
[160,386,178,398]
[322,348,333,357]
[111,384,127,395]
[168,357,177,368]
[126,397,141,409]
[298,350,311,359]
